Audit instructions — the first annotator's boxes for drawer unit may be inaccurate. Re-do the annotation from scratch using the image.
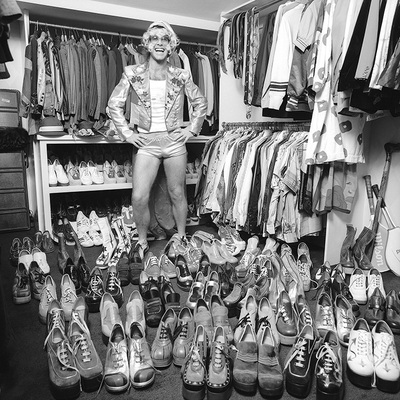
[0,150,30,232]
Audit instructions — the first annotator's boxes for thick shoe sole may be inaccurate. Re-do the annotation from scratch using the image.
[278,331,296,346]
[81,372,103,392]
[316,385,344,400]
[207,384,232,400]
[130,373,155,389]
[376,375,400,393]
[233,379,257,395]
[346,366,373,389]
[259,384,284,398]
[182,383,206,400]
[286,378,312,398]
[13,295,31,305]
[50,379,80,400]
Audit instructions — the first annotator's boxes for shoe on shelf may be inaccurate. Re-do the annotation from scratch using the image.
[79,161,93,185]
[48,159,58,187]
[123,160,133,183]
[104,323,129,394]
[372,320,400,394]
[114,164,127,184]
[347,318,374,389]
[103,160,117,184]
[53,158,69,186]
[87,160,104,184]
[12,262,31,305]
[66,164,81,186]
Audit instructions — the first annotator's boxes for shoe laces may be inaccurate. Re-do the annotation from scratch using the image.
[57,340,79,372]
[258,316,271,331]
[236,312,252,329]
[213,341,227,369]
[62,287,77,304]
[44,308,65,349]
[176,322,188,340]
[42,285,56,303]
[277,305,290,323]
[299,306,313,326]
[375,333,397,367]
[240,251,254,267]
[18,273,29,288]
[107,271,121,292]
[297,262,310,279]
[72,333,92,362]
[340,309,354,330]
[356,331,371,357]
[321,306,334,327]
[89,275,103,296]
[108,342,126,369]
[247,262,258,276]
[316,343,338,375]
[185,343,206,372]
[159,322,173,341]
[367,274,381,291]
[285,338,307,369]
[350,274,365,289]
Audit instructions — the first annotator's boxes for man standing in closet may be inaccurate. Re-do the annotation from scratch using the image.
[108,21,207,265]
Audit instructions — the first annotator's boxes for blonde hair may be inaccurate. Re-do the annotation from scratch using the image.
[142,21,180,52]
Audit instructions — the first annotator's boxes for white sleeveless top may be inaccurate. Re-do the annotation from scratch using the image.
[138,79,167,133]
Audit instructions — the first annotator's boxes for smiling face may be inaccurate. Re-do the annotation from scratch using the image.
[146,27,172,62]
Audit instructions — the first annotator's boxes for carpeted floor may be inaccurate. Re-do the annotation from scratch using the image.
[0,224,399,400]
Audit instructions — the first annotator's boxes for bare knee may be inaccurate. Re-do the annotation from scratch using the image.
[168,185,186,204]
[132,192,150,209]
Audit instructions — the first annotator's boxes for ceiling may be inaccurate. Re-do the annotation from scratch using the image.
[18,0,261,44]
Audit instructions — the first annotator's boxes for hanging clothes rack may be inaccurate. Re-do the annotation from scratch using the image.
[221,121,311,131]
[30,20,218,49]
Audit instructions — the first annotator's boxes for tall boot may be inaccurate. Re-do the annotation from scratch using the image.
[352,227,376,272]
[340,224,357,275]
[57,232,70,274]
[96,216,116,268]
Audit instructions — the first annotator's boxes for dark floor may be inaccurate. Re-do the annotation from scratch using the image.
[0,223,399,400]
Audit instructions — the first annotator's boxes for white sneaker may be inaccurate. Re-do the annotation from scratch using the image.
[60,274,77,321]
[79,161,92,185]
[32,247,50,274]
[53,159,69,186]
[89,210,101,231]
[349,268,367,305]
[87,160,104,185]
[48,159,57,186]
[372,320,400,393]
[297,242,313,270]
[18,249,33,272]
[347,318,374,388]
[367,268,386,299]
[76,210,90,233]
[88,229,102,246]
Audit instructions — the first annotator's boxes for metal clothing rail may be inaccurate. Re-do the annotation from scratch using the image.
[221,121,311,131]
[30,20,218,48]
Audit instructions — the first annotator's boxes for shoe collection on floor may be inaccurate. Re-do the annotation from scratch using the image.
[8,222,400,399]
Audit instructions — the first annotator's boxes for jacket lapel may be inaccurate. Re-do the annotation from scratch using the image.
[129,64,151,116]
[165,65,184,118]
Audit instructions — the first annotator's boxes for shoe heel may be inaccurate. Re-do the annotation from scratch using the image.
[376,376,400,393]
[233,380,257,395]
[50,379,80,400]
[81,373,102,392]
[182,384,206,400]
[346,366,373,389]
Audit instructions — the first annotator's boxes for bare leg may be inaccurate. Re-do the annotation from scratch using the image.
[163,153,188,238]
[131,153,161,243]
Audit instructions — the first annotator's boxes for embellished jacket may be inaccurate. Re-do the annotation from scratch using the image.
[107,62,207,140]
